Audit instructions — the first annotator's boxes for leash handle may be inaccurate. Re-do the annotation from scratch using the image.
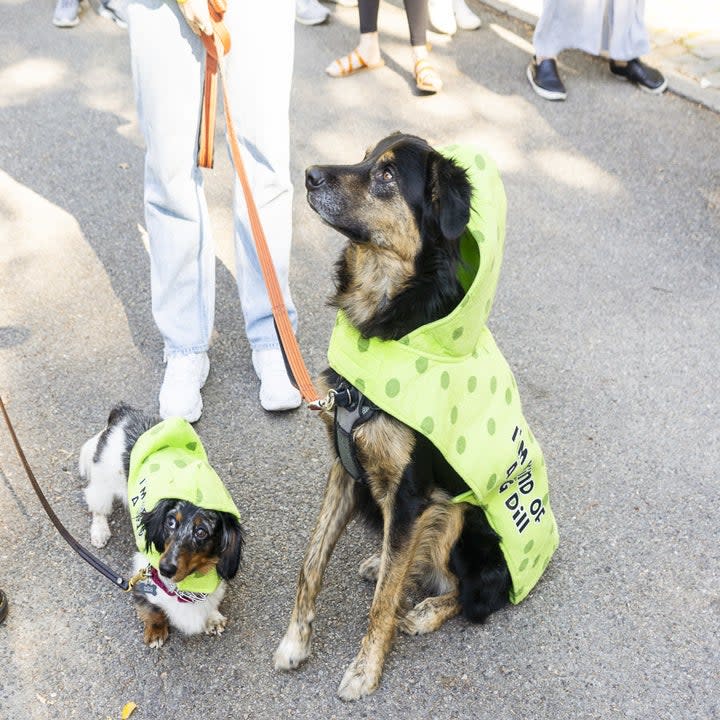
[0,395,130,591]
[197,2,230,168]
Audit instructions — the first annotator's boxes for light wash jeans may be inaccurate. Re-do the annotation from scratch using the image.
[127,0,297,358]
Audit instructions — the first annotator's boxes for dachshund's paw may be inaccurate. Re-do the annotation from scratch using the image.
[144,623,169,648]
[205,612,227,636]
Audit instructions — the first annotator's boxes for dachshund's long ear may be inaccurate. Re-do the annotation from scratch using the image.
[427,152,472,242]
[216,513,244,580]
[139,499,176,554]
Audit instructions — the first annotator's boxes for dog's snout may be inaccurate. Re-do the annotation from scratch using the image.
[159,560,177,578]
[305,166,327,190]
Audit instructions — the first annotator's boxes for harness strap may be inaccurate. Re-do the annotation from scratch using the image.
[333,382,378,482]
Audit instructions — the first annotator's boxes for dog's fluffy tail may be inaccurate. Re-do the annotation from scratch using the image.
[78,431,101,481]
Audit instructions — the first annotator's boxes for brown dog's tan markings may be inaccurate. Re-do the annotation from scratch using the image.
[337,242,416,333]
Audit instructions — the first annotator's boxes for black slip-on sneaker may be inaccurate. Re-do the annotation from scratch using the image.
[609,58,667,94]
[527,57,567,101]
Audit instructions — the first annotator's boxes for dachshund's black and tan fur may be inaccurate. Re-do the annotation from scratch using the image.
[274,134,511,700]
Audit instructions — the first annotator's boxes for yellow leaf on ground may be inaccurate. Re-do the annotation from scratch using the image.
[121,701,137,719]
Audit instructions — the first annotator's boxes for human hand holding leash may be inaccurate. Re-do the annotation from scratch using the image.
[177,0,213,36]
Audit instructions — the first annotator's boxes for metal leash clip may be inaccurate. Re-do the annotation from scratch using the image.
[125,566,149,593]
[307,389,338,412]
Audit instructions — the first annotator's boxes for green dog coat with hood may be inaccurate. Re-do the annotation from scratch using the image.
[327,144,559,604]
[127,417,242,595]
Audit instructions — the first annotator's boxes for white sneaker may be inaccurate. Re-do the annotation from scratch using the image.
[295,0,330,25]
[428,0,456,35]
[53,0,81,27]
[252,349,302,412]
[453,0,481,30]
[97,0,128,29]
[159,352,210,423]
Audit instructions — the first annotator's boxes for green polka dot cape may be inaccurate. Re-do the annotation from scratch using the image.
[127,417,242,595]
[327,145,559,604]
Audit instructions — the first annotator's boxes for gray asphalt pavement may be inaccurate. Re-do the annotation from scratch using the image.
[1,1,719,719]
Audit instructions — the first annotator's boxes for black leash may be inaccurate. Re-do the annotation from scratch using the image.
[0,395,144,592]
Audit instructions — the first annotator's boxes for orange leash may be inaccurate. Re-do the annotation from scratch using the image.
[197,14,320,404]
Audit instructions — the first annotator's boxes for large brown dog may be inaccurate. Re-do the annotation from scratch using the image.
[274,134,545,700]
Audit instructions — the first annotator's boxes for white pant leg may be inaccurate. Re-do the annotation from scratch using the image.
[533,0,649,59]
[606,0,650,60]
[223,0,297,350]
[128,0,214,358]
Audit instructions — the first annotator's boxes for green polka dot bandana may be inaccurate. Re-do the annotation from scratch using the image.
[327,145,558,604]
[127,417,241,594]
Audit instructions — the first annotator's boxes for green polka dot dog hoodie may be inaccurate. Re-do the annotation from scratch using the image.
[327,145,559,604]
[127,417,241,595]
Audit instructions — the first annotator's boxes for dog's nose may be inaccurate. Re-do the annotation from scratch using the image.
[159,561,177,578]
[305,166,326,189]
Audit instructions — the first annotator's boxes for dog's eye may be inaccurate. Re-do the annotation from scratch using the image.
[379,167,394,183]
[194,527,208,540]
[165,515,177,530]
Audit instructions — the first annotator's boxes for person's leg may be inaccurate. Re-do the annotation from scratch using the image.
[527,0,574,100]
[605,0,650,60]
[224,0,301,410]
[405,0,443,93]
[326,0,384,76]
[606,0,666,92]
[128,0,213,420]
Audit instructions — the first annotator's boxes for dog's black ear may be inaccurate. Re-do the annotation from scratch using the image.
[427,153,472,242]
[216,513,244,580]
[140,499,176,554]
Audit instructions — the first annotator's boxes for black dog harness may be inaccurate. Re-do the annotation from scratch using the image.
[332,381,379,483]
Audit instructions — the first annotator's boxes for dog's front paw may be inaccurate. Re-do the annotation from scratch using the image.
[144,622,169,648]
[358,554,380,583]
[274,624,312,671]
[337,653,381,701]
[205,611,227,636]
[90,515,111,548]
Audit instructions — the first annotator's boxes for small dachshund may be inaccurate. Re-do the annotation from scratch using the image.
[79,403,244,647]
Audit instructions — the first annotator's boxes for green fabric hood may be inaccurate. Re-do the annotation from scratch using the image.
[127,417,241,594]
[327,144,558,604]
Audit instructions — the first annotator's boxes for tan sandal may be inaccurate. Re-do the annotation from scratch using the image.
[414,58,443,93]
[326,49,385,78]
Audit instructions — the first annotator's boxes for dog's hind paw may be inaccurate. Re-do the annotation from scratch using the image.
[398,593,460,636]
[205,612,227,636]
[274,626,311,671]
[337,655,381,701]
[358,553,380,583]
